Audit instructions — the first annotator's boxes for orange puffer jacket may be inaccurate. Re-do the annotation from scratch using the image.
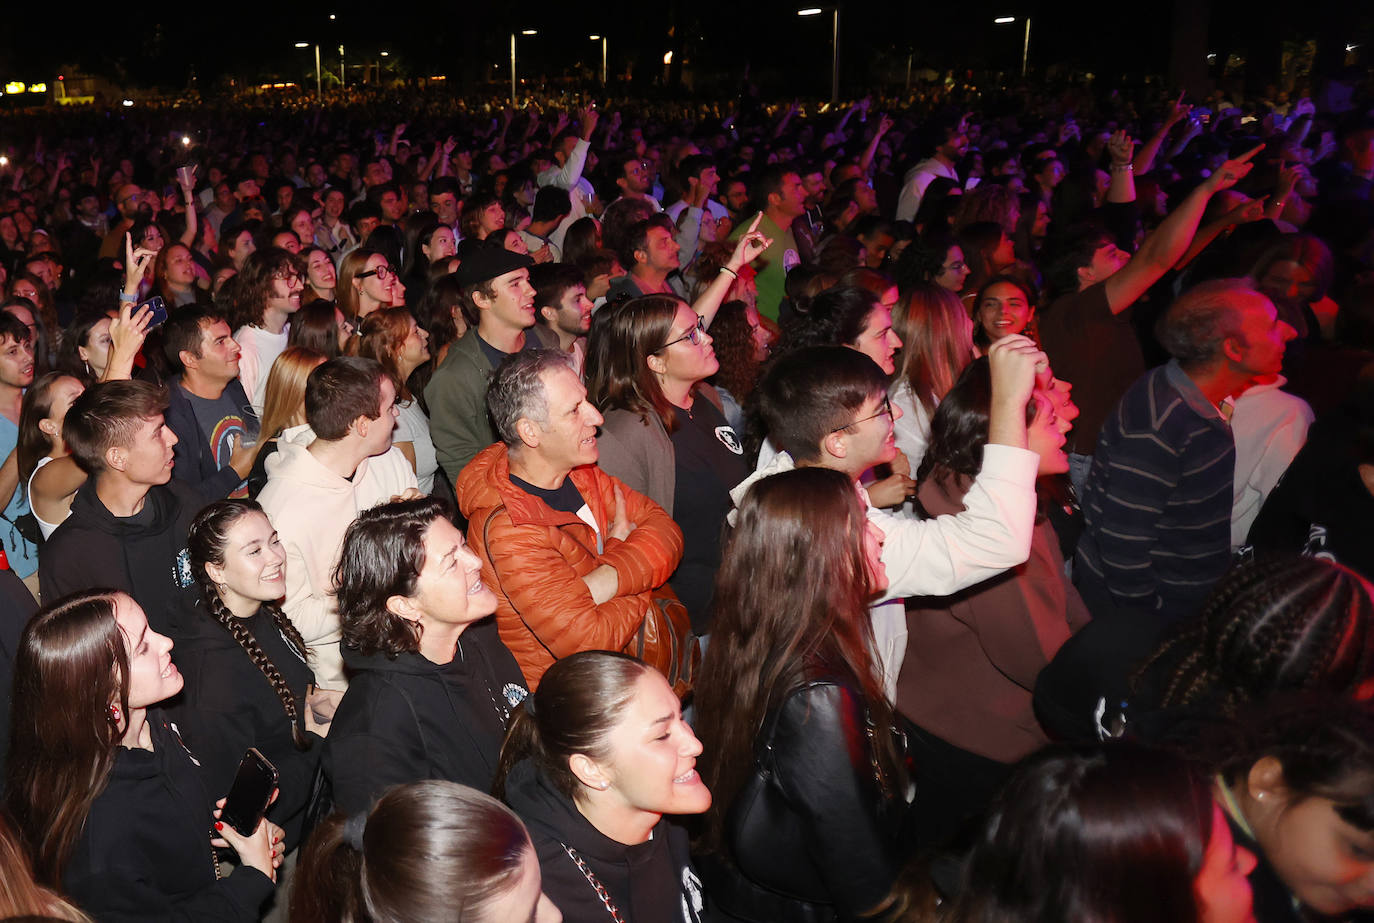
[456,443,684,689]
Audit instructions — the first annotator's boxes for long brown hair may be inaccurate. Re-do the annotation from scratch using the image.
[585,294,684,433]
[5,590,129,887]
[355,307,418,402]
[17,371,82,486]
[187,500,313,750]
[893,283,975,418]
[694,467,899,853]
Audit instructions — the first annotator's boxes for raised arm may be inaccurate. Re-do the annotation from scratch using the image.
[1103,144,1262,314]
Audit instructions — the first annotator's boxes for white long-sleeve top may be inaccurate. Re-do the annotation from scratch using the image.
[729,443,1039,698]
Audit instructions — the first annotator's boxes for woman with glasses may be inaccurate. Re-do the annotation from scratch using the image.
[232,247,307,415]
[337,248,397,327]
[587,294,750,636]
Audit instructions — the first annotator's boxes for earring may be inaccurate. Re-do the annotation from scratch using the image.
[108,703,121,724]
[597,781,609,791]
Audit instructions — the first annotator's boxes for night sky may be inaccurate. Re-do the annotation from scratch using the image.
[1,1,1369,94]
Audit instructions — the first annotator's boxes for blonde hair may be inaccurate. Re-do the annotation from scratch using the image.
[254,346,326,467]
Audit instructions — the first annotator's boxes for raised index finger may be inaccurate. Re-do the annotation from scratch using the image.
[747,212,763,234]
[1233,143,1265,164]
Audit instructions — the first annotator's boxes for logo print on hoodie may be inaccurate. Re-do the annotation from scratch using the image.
[173,549,195,588]
[503,682,529,708]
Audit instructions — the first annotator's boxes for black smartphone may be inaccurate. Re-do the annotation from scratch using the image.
[220,748,279,837]
[136,295,169,330]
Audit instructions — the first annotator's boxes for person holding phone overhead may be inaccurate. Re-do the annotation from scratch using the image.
[5,590,284,922]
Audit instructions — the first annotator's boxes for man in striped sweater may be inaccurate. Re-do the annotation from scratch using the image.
[1075,279,1297,622]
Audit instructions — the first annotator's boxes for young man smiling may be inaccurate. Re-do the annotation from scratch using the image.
[161,307,258,502]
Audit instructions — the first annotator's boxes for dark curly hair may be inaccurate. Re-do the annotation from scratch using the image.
[706,301,765,406]
[334,497,450,657]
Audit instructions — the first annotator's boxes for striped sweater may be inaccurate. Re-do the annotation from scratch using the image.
[1075,360,1234,620]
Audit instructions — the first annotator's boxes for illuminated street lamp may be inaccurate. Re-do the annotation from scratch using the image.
[590,35,607,85]
[994,15,1032,78]
[295,42,322,95]
[511,29,537,105]
[798,7,840,107]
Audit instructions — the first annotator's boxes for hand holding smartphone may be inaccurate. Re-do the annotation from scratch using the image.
[220,748,279,837]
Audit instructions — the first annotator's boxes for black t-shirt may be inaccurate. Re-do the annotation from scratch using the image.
[668,399,749,633]
[510,473,587,515]
[476,331,540,370]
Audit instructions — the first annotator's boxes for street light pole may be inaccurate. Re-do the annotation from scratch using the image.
[511,30,536,106]
[798,8,840,107]
[1021,17,1032,78]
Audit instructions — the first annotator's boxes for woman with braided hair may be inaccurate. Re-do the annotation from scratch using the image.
[1035,553,1374,746]
[1129,554,1374,743]
[175,499,332,859]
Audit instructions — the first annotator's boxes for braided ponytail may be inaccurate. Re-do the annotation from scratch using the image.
[1135,554,1374,715]
[188,499,314,751]
[201,589,310,750]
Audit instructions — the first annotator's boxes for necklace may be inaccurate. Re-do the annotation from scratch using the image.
[561,844,627,922]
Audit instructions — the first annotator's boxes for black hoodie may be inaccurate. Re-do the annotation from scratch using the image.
[324,617,527,815]
[64,709,274,922]
[503,759,705,923]
[39,479,204,639]
[168,603,322,849]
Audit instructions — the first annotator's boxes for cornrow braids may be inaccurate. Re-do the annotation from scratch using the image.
[1137,555,1374,715]
[198,585,310,751]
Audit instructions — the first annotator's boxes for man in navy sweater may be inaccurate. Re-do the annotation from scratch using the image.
[1076,278,1297,622]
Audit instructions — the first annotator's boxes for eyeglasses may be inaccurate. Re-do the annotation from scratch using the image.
[656,316,707,351]
[271,270,303,284]
[828,396,893,434]
[357,264,394,281]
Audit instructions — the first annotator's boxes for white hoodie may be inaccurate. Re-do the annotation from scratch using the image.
[729,444,1039,700]
[257,424,419,690]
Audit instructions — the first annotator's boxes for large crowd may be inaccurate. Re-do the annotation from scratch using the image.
[0,76,1372,922]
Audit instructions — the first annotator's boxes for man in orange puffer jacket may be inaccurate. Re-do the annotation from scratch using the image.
[456,349,683,689]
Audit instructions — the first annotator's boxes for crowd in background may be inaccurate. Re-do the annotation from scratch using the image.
[0,73,1372,921]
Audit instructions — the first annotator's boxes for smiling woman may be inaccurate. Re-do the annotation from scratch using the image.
[899,356,1089,848]
[323,496,528,816]
[493,651,710,923]
[175,499,325,864]
[5,590,282,920]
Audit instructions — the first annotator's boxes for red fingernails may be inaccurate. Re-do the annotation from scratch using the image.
[214,822,224,831]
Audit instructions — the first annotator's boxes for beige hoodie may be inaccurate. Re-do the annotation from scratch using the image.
[257,423,419,690]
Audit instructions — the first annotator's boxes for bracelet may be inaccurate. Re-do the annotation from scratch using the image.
[118,292,138,303]
[1110,162,1133,173]
[719,266,738,279]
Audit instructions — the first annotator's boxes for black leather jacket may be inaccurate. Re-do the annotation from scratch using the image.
[697,668,911,922]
